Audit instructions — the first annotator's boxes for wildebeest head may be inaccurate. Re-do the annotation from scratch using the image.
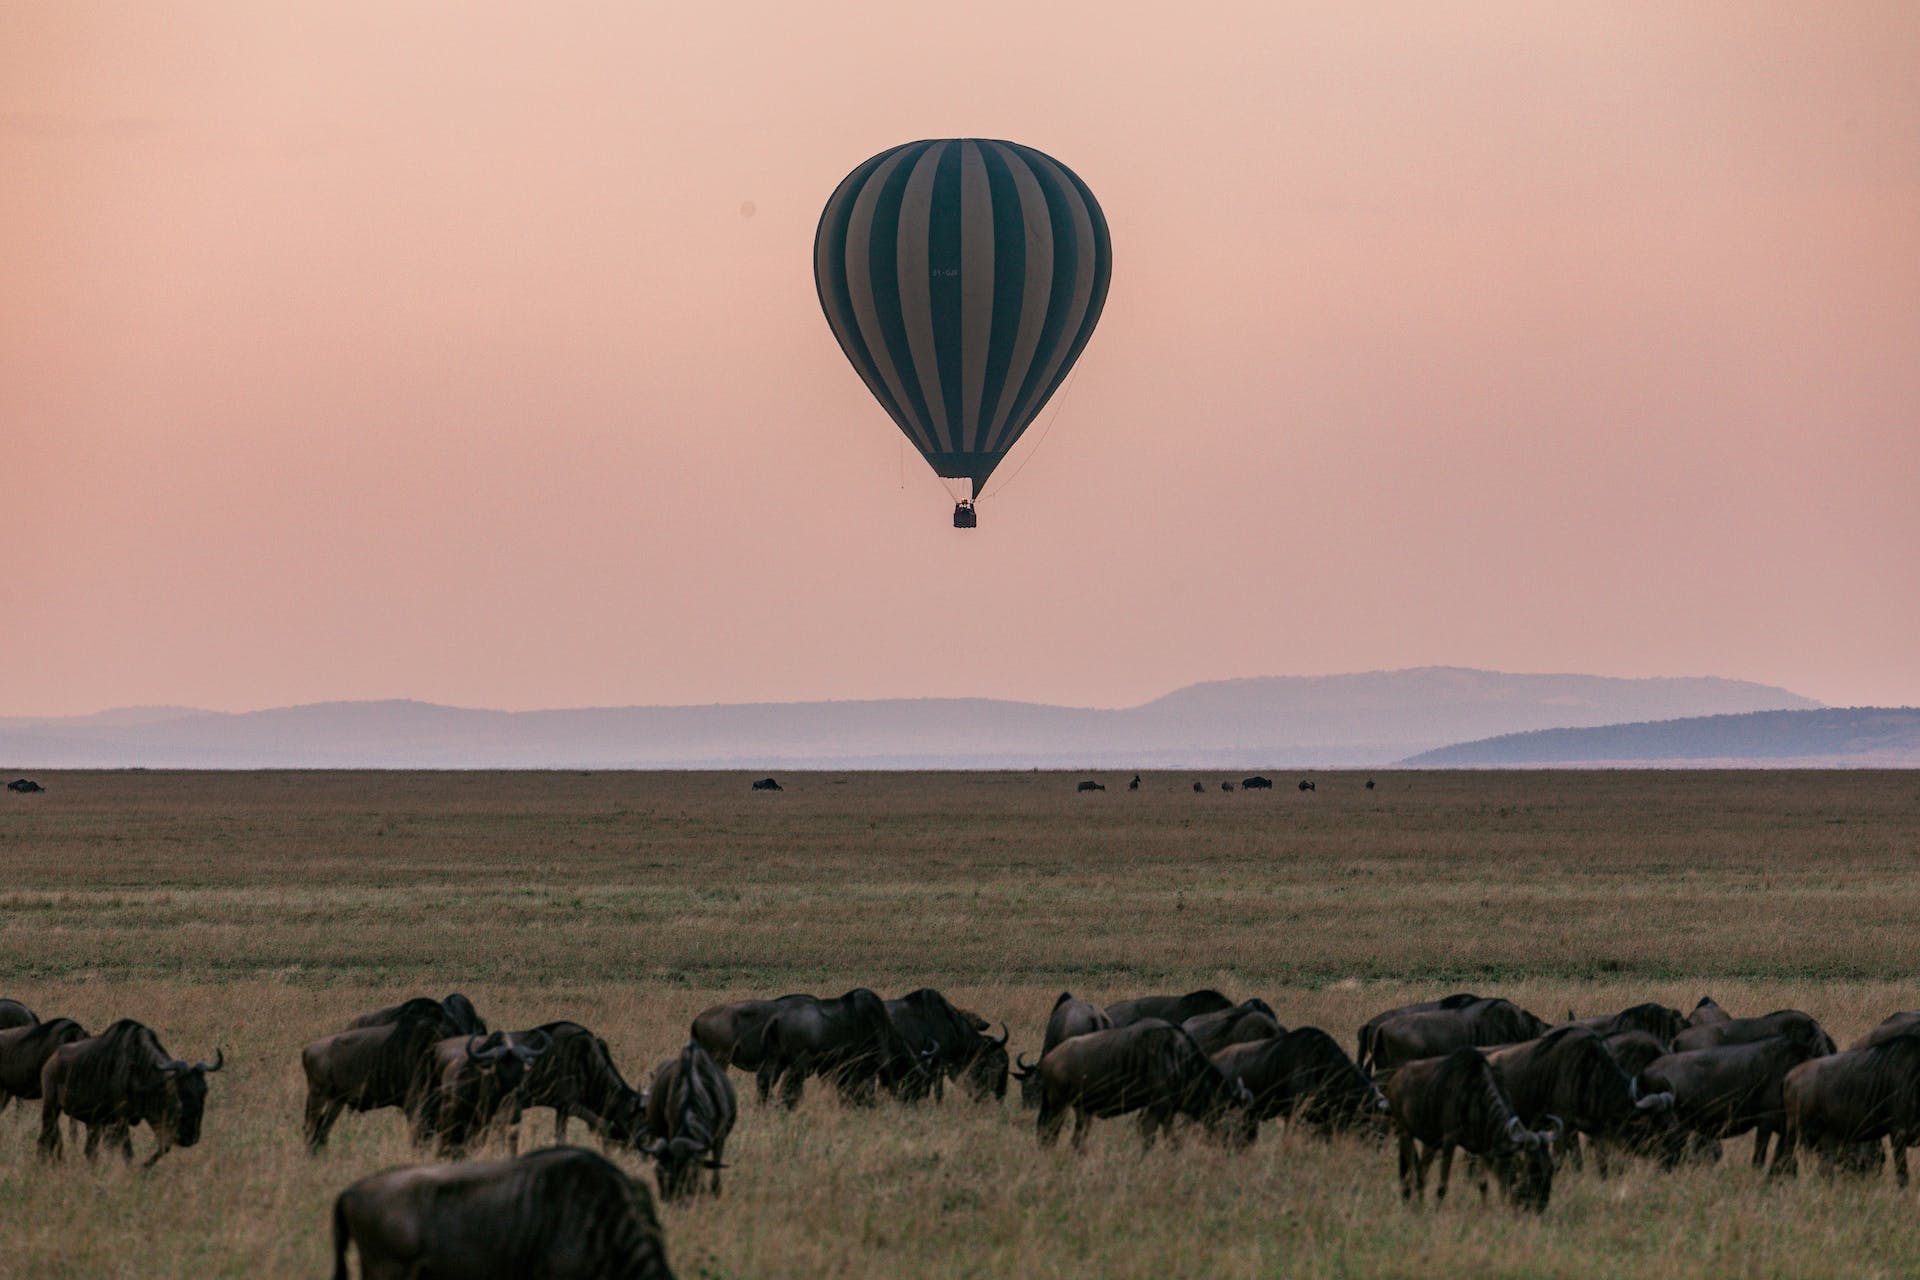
[155,1048,224,1148]
[467,1029,549,1095]
[441,993,486,1036]
[961,1023,1011,1102]
[1492,1115,1559,1212]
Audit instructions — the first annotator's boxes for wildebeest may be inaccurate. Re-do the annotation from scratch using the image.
[7,778,44,793]
[1128,774,1142,790]
[38,1019,222,1167]
[420,1030,552,1156]
[1601,1030,1672,1079]
[751,777,782,791]
[691,994,817,1098]
[502,1021,647,1149]
[1241,776,1273,790]
[1562,1002,1687,1047]
[1672,1009,1835,1057]
[1298,779,1315,792]
[1685,996,1732,1028]
[349,993,487,1038]
[1220,781,1234,791]
[331,1145,675,1280]
[1019,1020,1257,1151]
[1365,778,1376,790]
[1367,998,1551,1075]
[1386,1046,1557,1211]
[0,998,36,1031]
[1077,780,1105,792]
[1356,993,1485,1073]
[1106,988,1235,1031]
[884,989,1007,1103]
[303,1001,469,1152]
[1639,1035,1822,1167]
[1192,781,1205,793]
[1019,992,1115,1108]
[643,1041,737,1199]
[1181,999,1283,1057]
[756,988,937,1108]
[1775,1034,1920,1183]
[1484,1026,1679,1172]
[1213,1027,1388,1135]
[0,1017,88,1114]
[1852,1010,1920,1050]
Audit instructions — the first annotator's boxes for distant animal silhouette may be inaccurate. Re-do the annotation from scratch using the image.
[6,779,43,794]
[751,777,782,792]
[1297,780,1315,792]
[1241,776,1273,790]
[1192,782,1205,793]
[1077,780,1105,793]
[1128,775,1141,791]
[1220,782,1234,792]
[1365,779,1376,790]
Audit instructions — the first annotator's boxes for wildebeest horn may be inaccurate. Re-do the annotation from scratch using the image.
[1013,1052,1036,1075]
[1505,1116,1527,1145]
[922,1039,940,1058]
[1544,1115,1567,1144]
[990,1022,1009,1048]
[512,1029,553,1060]
[194,1048,224,1073]
[471,1032,513,1062]
[1636,1090,1675,1112]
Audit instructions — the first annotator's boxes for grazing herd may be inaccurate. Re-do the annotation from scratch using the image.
[8,984,1920,1275]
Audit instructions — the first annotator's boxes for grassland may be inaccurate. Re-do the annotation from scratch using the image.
[2,768,1919,1278]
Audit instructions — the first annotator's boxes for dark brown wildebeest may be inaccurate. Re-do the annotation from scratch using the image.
[1192,781,1205,793]
[1241,776,1273,790]
[1213,1027,1388,1136]
[1484,1026,1679,1173]
[1561,1002,1687,1048]
[1639,1035,1822,1167]
[1365,779,1376,790]
[1385,1046,1557,1211]
[349,993,487,1038]
[1368,999,1551,1075]
[1672,1009,1835,1057]
[0,998,36,1031]
[1019,1020,1257,1151]
[1106,988,1234,1031]
[1775,1034,1920,1183]
[1128,774,1142,790]
[750,777,781,791]
[1852,1010,1920,1050]
[1601,1030,1672,1079]
[1077,779,1105,792]
[7,778,44,793]
[1019,993,1115,1108]
[756,989,938,1108]
[1356,994,1485,1073]
[1297,779,1315,792]
[302,1002,467,1152]
[500,1021,647,1150]
[691,994,817,1100]
[38,1019,222,1167]
[643,1040,737,1199]
[884,989,1008,1103]
[1685,996,1732,1029]
[419,1030,552,1157]
[331,1145,675,1280]
[1220,781,1234,792]
[0,1017,88,1114]
[1181,999,1283,1057]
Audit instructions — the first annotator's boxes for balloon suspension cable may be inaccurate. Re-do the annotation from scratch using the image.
[980,367,1080,501]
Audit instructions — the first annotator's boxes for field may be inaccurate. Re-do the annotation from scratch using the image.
[3,768,1920,1278]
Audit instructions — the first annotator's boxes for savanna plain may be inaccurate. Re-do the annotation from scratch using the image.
[3,769,1920,1278]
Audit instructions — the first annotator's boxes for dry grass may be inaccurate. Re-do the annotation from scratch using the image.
[2,769,1919,1277]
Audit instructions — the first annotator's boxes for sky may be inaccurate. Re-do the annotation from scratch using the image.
[4,3,1917,717]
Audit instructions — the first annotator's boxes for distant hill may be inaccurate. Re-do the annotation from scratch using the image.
[0,668,1819,770]
[1404,707,1920,767]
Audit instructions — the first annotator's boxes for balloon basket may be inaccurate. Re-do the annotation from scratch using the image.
[953,500,978,529]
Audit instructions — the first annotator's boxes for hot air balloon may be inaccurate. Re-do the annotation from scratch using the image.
[814,139,1113,527]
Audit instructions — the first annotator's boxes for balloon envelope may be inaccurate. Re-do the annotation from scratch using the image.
[814,139,1112,497]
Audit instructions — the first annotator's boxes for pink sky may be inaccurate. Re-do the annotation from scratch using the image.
[4,3,1917,717]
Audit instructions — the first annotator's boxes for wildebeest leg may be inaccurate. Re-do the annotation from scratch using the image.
[1070,1106,1094,1153]
[304,1092,344,1152]
[113,1121,135,1162]
[1890,1140,1908,1189]
[1432,1144,1454,1204]
[1751,1128,1772,1168]
[1769,1122,1798,1178]
[83,1123,104,1161]
[553,1103,568,1143]
[711,1133,727,1197]
[1137,1109,1160,1151]
[142,1133,172,1169]
[37,1097,63,1162]
[1397,1133,1417,1202]
[779,1065,805,1110]
[1568,1132,1586,1173]
[1037,1099,1067,1148]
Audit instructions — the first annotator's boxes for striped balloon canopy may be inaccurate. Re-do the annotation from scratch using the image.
[814,139,1112,519]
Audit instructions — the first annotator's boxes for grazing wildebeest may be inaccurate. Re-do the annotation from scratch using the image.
[1220,781,1234,792]
[1357,994,1486,1073]
[1685,996,1732,1029]
[1019,993,1115,1108]
[38,1019,222,1167]
[349,993,487,1038]
[750,777,781,792]
[644,1041,737,1199]
[1213,1027,1388,1135]
[0,998,36,1031]
[1077,780,1105,792]
[7,778,44,793]
[0,1017,88,1113]
[1601,1030,1672,1079]
[883,989,1008,1103]
[1128,774,1141,790]
[1241,776,1273,790]
[1192,781,1205,793]
[1672,1009,1835,1057]
[419,1030,553,1156]
[691,994,816,1099]
[1639,1035,1822,1167]
[331,1145,675,1280]
[1386,1047,1557,1211]
[501,1021,647,1149]
[1297,779,1315,792]
[303,1002,467,1152]
[1852,1010,1920,1050]
[1368,999,1551,1075]
[1774,1034,1920,1183]
[1365,779,1376,790]
[1106,989,1235,1031]
[1562,1002,1687,1048]
[756,988,937,1108]
[1484,1026,1679,1173]
[1181,999,1283,1057]
[1021,1020,1257,1151]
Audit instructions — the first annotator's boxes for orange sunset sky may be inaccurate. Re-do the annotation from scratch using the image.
[4,3,1917,718]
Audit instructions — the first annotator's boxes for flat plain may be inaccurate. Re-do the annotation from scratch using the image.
[3,768,1919,1278]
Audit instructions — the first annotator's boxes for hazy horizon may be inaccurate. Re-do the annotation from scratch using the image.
[7,4,1916,718]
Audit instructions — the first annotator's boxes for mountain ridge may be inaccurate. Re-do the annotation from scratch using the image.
[1402,706,1920,767]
